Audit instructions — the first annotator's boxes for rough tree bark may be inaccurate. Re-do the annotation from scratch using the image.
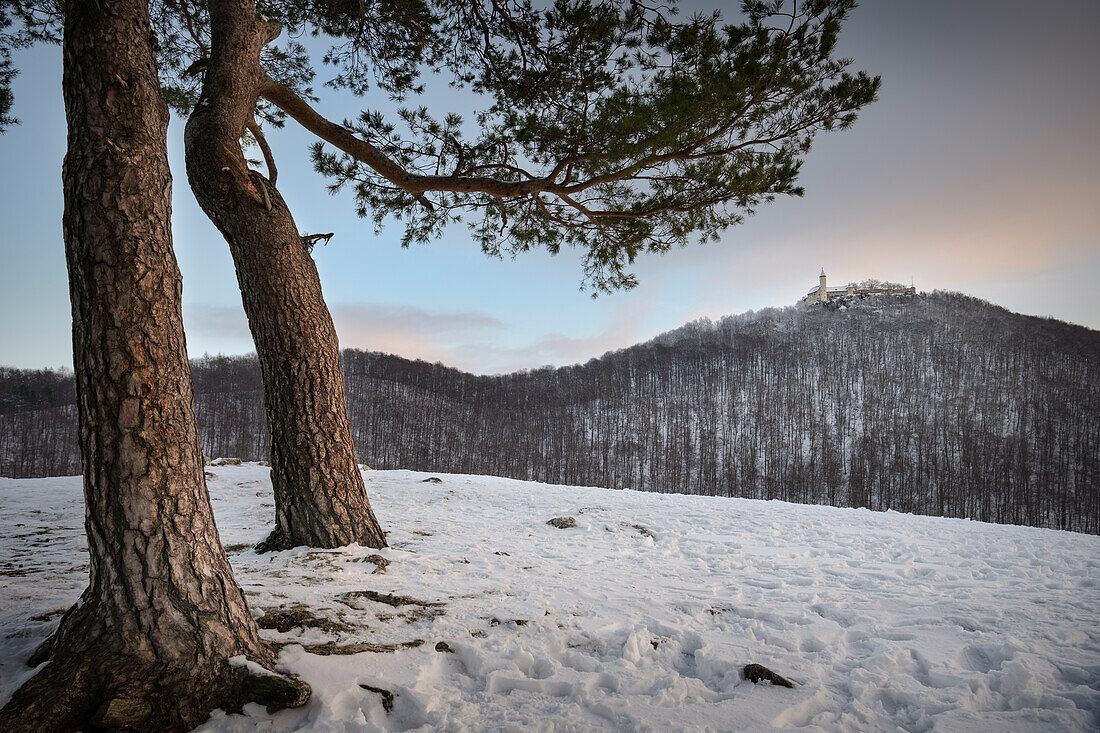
[185,0,385,551]
[0,0,308,729]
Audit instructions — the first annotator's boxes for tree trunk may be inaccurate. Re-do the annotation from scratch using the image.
[0,1,308,729]
[184,0,385,551]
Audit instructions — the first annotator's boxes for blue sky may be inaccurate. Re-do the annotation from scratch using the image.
[1,0,1098,374]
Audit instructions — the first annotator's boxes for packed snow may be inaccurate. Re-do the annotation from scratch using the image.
[1,464,1098,731]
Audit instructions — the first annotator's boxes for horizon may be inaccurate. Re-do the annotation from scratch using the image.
[2,0,1098,374]
[4,288,1094,378]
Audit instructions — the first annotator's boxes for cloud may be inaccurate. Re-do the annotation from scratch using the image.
[329,303,506,368]
[185,300,507,372]
[332,303,504,340]
[331,296,659,375]
[439,293,660,375]
[183,304,253,357]
[668,171,1100,329]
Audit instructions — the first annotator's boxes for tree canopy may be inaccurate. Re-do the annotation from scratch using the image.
[3,0,878,289]
[160,0,877,291]
[0,1,31,131]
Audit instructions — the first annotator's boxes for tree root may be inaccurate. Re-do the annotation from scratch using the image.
[254,525,292,553]
[0,622,311,732]
[232,664,311,712]
[337,590,444,608]
[257,605,352,634]
[359,684,395,714]
[743,663,795,688]
[296,639,424,656]
[254,521,388,553]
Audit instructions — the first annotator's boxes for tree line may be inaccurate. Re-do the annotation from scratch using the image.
[5,292,1097,534]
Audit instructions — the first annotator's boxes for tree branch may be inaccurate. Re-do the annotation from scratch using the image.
[247,120,277,186]
[301,232,334,250]
[259,72,551,200]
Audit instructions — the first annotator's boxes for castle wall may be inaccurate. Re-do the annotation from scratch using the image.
[799,284,916,304]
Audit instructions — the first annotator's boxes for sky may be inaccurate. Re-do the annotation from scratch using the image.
[1,0,1098,374]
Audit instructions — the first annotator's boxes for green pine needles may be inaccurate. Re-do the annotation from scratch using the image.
[301,1,880,292]
[5,0,880,291]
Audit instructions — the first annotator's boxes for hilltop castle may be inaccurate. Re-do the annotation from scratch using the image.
[800,269,916,304]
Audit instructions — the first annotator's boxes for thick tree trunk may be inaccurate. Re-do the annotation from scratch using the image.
[0,1,308,730]
[184,0,385,551]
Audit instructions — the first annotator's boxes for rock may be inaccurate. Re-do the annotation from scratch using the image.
[421,476,442,484]
[435,641,453,653]
[547,516,577,529]
[92,697,152,728]
[209,457,242,466]
[743,663,794,688]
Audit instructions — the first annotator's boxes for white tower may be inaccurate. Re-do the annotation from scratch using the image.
[819,268,828,302]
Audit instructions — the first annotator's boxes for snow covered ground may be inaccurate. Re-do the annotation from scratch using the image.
[1,465,1098,732]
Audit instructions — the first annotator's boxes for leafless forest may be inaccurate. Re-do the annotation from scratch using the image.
[3,292,1097,533]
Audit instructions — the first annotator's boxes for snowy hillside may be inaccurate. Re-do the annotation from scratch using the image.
[1,465,1098,731]
[6,292,1099,535]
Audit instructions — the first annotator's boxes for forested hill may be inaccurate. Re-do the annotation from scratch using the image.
[2,291,1098,533]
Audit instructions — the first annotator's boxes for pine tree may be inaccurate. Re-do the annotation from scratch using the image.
[161,0,879,549]
[0,0,308,729]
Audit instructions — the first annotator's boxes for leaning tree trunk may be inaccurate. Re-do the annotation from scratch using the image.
[0,1,308,730]
[184,0,385,551]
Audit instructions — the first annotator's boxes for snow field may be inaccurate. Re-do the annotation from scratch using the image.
[1,465,1098,731]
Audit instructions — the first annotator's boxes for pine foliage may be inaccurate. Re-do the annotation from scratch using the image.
[152,0,879,291]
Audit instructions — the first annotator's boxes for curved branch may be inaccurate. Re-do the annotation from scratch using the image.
[247,120,277,185]
[259,72,551,199]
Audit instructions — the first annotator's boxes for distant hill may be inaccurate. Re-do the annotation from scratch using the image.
[2,291,1098,533]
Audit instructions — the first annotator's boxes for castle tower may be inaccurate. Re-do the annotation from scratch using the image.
[819,267,827,302]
